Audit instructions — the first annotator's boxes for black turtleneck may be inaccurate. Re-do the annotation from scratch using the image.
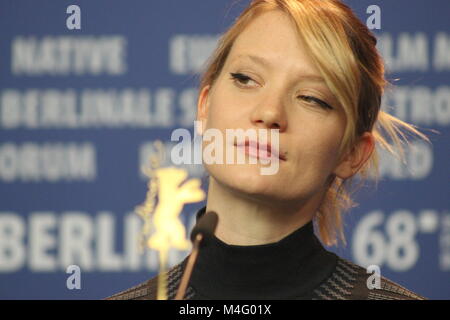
[188,206,338,300]
[106,206,428,300]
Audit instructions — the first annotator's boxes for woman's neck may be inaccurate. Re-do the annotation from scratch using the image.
[204,177,324,246]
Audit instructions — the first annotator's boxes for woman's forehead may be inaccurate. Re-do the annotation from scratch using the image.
[227,10,319,72]
[233,10,299,48]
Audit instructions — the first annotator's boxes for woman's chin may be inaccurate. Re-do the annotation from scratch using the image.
[208,163,284,198]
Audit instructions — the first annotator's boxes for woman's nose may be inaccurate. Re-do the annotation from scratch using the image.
[249,95,287,131]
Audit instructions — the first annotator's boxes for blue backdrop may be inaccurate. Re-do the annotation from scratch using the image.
[0,0,449,299]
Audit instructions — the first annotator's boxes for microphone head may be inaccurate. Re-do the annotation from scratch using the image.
[190,210,218,245]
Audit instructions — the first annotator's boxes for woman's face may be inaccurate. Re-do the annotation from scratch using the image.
[197,10,359,207]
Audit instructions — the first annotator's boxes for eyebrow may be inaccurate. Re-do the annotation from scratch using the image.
[231,54,326,83]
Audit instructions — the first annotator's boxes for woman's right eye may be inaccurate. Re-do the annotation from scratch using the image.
[229,72,257,87]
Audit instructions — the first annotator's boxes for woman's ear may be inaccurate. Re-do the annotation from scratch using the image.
[196,85,211,135]
[333,132,375,180]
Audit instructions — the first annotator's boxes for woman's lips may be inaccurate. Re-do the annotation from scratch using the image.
[234,139,286,161]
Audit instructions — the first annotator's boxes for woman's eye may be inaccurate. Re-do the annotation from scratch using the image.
[229,72,257,87]
[228,75,333,110]
[298,95,334,110]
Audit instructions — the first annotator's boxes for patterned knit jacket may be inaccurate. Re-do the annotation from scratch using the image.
[106,256,426,300]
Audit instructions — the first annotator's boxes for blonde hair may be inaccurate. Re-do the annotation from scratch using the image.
[197,0,431,246]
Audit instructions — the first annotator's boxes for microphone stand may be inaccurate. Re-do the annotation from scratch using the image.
[174,211,218,300]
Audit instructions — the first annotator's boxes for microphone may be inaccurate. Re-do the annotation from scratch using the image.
[174,210,218,300]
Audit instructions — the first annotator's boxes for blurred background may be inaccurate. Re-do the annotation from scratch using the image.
[0,0,448,299]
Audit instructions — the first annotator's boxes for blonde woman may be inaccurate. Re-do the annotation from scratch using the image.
[108,0,429,300]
